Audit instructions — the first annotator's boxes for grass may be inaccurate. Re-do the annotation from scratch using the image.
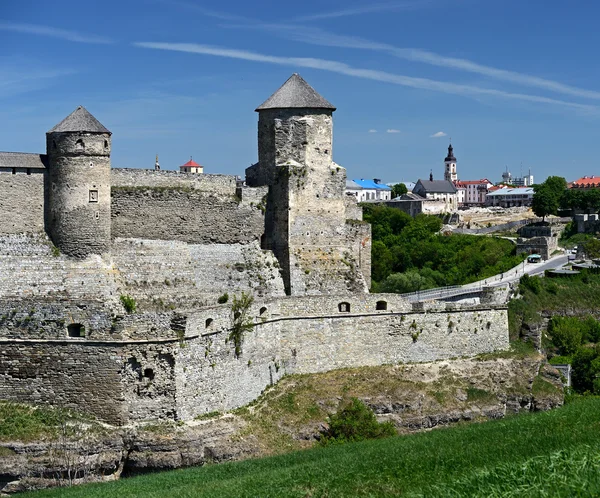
[20,396,600,497]
[0,402,98,442]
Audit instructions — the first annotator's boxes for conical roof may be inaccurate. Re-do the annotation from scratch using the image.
[48,106,111,134]
[255,73,336,111]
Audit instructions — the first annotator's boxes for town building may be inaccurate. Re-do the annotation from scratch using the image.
[413,176,458,212]
[454,179,494,207]
[346,178,392,201]
[569,175,600,190]
[501,166,534,187]
[485,187,534,207]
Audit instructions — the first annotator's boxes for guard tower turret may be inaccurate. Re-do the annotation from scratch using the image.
[46,106,111,257]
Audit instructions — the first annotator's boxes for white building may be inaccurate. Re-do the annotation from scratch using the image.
[485,187,534,207]
[180,157,204,174]
[345,178,392,201]
[444,143,457,182]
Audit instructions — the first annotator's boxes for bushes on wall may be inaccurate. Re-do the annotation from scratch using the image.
[120,294,137,314]
[229,292,254,358]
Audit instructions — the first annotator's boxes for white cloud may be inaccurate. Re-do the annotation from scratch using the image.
[0,21,113,44]
[430,131,447,138]
[368,129,378,133]
[386,129,401,133]
[292,1,430,22]
[234,24,600,102]
[133,42,598,113]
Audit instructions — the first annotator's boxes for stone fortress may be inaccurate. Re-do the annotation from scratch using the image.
[0,74,509,424]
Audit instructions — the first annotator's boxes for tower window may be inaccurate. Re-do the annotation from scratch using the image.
[338,302,351,313]
[52,140,57,150]
[67,323,85,337]
[104,140,108,149]
[89,190,98,203]
[376,300,388,311]
[76,139,85,151]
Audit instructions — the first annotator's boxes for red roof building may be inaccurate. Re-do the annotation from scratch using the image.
[569,175,600,189]
[453,178,493,206]
[180,157,203,174]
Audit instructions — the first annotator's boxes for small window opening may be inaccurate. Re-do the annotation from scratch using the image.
[67,323,85,337]
[89,190,98,203]
[376,301,388,311]
[94,211,100,219]
[338,302,351,313]
[52,140,57,150]
[205,318,213,328]
[143,368,155,380]
[104,140,108,149]
[11,168,16,175]
[259,306,267,316]
[26,168,31,175]
[75,139,85,151]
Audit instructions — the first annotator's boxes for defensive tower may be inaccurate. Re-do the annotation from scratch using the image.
[248,73,367,295]
[46,106,112,257]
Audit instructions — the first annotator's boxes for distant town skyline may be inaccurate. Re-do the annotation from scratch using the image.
[1,0,600,183]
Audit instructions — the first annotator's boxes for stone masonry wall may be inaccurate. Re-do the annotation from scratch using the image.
[174,301,508,419]
[111,187,264,244]
[0,171,45,234]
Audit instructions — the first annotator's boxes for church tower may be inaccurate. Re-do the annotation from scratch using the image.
[247,74,369,295]
[46,106,112,258]
[444,143,457,182]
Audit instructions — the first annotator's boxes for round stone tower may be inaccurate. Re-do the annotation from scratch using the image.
[46,106,112,257]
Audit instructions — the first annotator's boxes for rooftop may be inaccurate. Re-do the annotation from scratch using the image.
[256,73,336,112]
[486,187,534,197]
[415,179,457,194]
[181,158,202,168]
[48,106,110,134]
[352,178,392,190]
[0,151,47,169]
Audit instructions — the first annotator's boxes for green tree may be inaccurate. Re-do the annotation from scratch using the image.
[548,316,583,356]
[391,183,408,199]
[583,238,600,259]
[532,176,567,221]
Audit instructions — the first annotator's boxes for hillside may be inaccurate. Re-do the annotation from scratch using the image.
[18,396,600,498]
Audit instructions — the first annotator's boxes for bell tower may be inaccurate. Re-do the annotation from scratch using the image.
[444,142,457,182]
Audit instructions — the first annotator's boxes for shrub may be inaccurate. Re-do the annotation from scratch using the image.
[519,274,542,295]
[217,293,229,304]
[229,292,254,357]
[320,397,396,445]
[120,294,137,314]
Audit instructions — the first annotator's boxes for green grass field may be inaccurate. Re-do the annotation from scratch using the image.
[23,396,600,498]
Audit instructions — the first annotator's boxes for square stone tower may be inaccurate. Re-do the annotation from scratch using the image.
[247,74,370,295]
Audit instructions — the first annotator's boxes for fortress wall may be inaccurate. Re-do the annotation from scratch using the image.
[0,235,119,302]
[111,169,236,195]
[111,239,286,311]
[0,172,45,234]
[175,305,509,419]
[0,343,127,424]
[110,187,265,244]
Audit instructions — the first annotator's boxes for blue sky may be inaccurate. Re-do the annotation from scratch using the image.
[1,0,599,183]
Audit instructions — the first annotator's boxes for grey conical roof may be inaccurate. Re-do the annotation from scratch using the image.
[255,73,336,111]
[48,106,111,134]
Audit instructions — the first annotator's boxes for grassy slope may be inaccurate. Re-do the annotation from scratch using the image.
[23,397,600,498]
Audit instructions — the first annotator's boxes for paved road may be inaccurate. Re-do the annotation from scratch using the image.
[405,253,569,302]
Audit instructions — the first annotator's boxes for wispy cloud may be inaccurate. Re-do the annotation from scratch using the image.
[152,0,255,22]
[231,24,600,102]
[292,1,431,22]
[430,131,447,138]
[387,129,401,133]
[0,58,76,98]
[368,129,378,133]
[0,21,113,44]
[133,42,598,113]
